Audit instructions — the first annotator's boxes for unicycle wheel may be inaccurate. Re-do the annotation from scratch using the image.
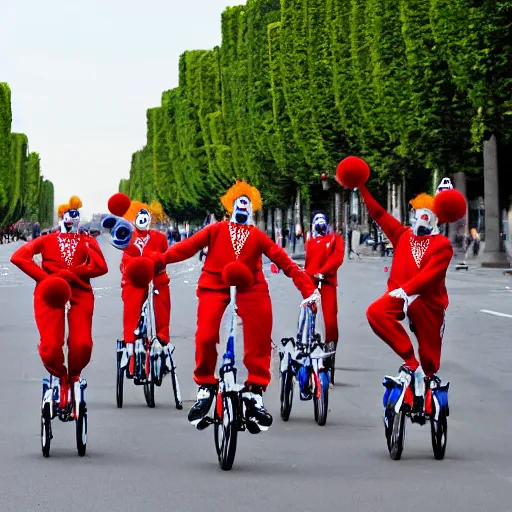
[76,402,87,457]
[116,357,124,409]
[214,393,239,471]
[41,402,52,458]
[144,379,155,408]
[385,406,406,460]
[313,370,329,426]
[280,370,294,422]
[431,409,448,460]
[170,367,183,410]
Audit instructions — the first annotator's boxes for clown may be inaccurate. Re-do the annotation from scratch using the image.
[336,157,466,413]
[304,212,344,362]
[11,196,108,408]
[144,181,317,432]
[105,194,171,374]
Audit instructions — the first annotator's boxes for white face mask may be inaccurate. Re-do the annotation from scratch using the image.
[312,214,328,238]
[135,209,151,230]
[59,209,80,233]
[231,196,253,225]
[412,208,439,237]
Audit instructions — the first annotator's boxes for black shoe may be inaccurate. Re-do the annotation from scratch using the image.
[242,385,273,432]
[188,385,216,426]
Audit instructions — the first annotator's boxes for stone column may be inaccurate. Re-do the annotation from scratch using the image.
[452,172,468,246]
[334,191,342,233]
[482,135,508,267]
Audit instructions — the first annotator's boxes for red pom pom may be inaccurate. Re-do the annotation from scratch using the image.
[433,189,467,224]
[222,261,254,289]
[320,173,327,180]
[270,263,280,274]
[336,156,370,189]
[39,277,72,308]
[108,193,131,217]
[125,257,154,288]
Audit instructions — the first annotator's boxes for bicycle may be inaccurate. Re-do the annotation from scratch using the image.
[40,302,88,458]
[382,330,449,460]
[116,280,182,410]
[279,286,333,426]
[194,286,260,471]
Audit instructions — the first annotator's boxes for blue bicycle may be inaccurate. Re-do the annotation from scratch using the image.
[279,296,333,426]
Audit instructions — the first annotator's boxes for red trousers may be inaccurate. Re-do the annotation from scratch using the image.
[320,283,339,344]
[122,273,170,343]
[195,286,273,389]
[35,285,94,379]
[366,293,445,377]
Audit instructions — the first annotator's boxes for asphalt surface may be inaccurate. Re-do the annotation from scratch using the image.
[0,236,511,512]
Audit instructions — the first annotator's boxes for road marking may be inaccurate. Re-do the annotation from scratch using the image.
[480,309,512,319]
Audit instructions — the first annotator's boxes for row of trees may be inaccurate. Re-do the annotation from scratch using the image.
[0,83,54,228]
[121,0,511,220]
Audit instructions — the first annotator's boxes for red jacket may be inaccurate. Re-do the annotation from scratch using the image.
[360,185,453,309]
[162,221,315,298]
[122,229,168,275]
[305,233,344,285]
[10,232,108,291]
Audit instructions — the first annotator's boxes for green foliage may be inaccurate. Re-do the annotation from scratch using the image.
[25,152,41,220]
[123,0,511,218]
[0,83,12,216]
[38,179,54,228]
[0,83,52,227]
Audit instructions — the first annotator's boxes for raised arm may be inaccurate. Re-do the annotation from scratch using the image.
[359,185,407,247]
[164,225,212,264]
[401,243,453,297]
[259,231,315,299]
[10,237,48,282]
[319,234,345,276]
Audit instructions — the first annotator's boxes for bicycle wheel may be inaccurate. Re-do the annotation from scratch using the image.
[144,379,155,408]
[280,370,294,421]
[76,402,87,457]
[41,403,52,458]
[170,364,183,410]
[431,409,448,460]
[116,355,124,409]
[214,393,239,471]
[386,406,406,460]
[313,370,329,426]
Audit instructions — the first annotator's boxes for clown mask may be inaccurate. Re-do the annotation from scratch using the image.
[412,208,439,237]
[59,209,80,233]
[135,208,151,231]
[312,213,328,238]
[231,195,252,225]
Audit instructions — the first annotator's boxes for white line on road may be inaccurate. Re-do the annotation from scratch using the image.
[480,309,512,319]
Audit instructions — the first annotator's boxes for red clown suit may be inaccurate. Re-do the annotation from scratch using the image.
[336,157,466,379]
[305,213,344,346]
[139,181,317,430]
[11,196,108,400]
[115,200,170,346]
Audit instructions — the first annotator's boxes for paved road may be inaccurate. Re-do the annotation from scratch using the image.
[0,237,511,512]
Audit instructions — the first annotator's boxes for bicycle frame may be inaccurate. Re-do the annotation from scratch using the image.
[219,286,241,393]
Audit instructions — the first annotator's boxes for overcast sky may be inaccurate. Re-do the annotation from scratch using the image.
[0,0,242,220]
